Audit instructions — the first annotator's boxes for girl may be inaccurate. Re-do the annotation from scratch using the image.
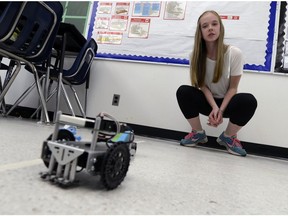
[176,10,257,156]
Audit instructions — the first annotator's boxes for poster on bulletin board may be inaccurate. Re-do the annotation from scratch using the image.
[87,1,277,72]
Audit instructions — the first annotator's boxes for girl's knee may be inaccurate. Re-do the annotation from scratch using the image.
[235,93,257,110]
[177,85,190,93]
[245,93,258,110]
[176,85,194,99]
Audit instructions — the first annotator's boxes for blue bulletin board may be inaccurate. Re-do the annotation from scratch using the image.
[87,1,277,72]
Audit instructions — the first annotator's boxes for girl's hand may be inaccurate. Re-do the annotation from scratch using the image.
[207,108,223,127]
[208,108,219,127]
[216,109,223,125]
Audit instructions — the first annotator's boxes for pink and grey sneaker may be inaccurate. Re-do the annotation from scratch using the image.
[180,130,208,147]
[217,132,247,156]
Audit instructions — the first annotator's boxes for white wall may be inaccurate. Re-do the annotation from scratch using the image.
[86,59,288,148]
[2,58,288,148]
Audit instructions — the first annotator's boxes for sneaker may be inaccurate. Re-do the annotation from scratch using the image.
[217,132,247,156]
[180,130,208,147]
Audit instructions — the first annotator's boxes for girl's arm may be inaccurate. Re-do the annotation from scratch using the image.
[219,75,241,113]
[200,75,241,126]
[200,85,220,126]
[201,85,218,110]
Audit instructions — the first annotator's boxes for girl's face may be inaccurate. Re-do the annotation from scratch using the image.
[199,12,220,43]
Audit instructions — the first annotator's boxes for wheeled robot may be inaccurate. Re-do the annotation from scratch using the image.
[40,111,137,190]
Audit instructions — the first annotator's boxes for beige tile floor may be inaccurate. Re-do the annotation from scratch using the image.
[1,115,288,215]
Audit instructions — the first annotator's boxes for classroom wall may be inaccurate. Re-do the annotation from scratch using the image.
[2,58,288,148]
[86,59,288,148]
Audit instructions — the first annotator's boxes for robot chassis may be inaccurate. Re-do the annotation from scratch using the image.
[40,111,137,190]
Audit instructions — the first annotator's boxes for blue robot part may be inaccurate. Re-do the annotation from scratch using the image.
[62,125,82,141]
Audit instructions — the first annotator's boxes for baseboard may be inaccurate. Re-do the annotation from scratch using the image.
[4,105,288,161]
[2,105,55,120]
[127,123,288,161]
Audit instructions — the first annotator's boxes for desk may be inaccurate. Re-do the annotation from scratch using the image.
[50,22,86,73]
[54,22,86,54]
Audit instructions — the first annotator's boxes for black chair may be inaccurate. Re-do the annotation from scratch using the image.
[0,2,25,114]
[0,2,63,123]
[0,2,25,41]
[28,38,98,119]
[9,22,98,121]
[54,38,97,118]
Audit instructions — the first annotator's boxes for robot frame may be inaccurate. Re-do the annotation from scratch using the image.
[40,111,137,190]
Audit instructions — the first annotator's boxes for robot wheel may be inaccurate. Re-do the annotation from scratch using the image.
[100,142,131,190]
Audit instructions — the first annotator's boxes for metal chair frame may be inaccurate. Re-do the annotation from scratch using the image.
[0,2,63,123]
[40,47,94,118]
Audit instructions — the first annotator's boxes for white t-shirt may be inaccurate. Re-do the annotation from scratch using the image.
[204,46,244,98]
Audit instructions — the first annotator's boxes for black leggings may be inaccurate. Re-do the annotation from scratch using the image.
[176,85,257,126]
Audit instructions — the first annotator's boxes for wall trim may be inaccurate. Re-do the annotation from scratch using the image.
[128,123,288,161]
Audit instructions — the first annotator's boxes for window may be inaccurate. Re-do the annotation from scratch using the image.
[61,1,91,35]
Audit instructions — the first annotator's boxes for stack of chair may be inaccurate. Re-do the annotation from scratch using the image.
[0,2,63,123]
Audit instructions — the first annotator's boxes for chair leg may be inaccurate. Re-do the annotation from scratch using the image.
[60,82,76,117]
[0,76,6,114]
[68,84,86,118]
[32,80,78,120]
[30,80,55,119]
[53,73,62,122]
[1,61,17,114]
[0,49,50,123]
[0,60,21,106]
[29,64,50,123]
[40,56,51,122]
[5,75,46,117]
[53,74,77,122]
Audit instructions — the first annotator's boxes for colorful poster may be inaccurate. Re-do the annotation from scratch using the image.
[110,15,129,31]
[96,31,123,45]
[164,1,187,20]
[132,2,161,17]
[95,17,110,29]
[97,2,113,14]
[115,2,130,15]
[128,18,151,38]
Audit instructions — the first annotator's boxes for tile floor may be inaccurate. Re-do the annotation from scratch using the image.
[0,115,288,215]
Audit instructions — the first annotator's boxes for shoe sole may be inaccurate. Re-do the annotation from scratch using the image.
[216,138,246,157]
[180,137,208,147]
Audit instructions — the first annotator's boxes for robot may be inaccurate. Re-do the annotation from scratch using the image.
[40,111,137,190]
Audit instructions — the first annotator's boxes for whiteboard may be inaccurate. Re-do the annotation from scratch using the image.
[87,1,277,72]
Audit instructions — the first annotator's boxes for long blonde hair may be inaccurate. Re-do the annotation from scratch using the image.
[190,10,228,88]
